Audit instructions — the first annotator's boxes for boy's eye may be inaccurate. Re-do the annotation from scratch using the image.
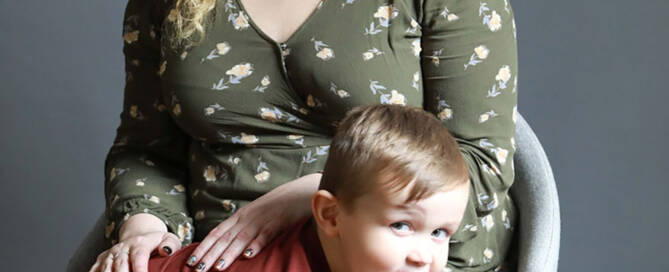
[431,228,449,240]
[390,222,412,233]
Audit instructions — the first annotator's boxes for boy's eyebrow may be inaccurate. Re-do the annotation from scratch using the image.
[392,203,426,215]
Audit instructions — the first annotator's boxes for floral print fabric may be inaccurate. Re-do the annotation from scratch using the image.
[105,0,519,270]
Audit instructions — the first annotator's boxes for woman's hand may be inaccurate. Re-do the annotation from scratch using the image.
[89,214,181,272]
[186,173,322,271]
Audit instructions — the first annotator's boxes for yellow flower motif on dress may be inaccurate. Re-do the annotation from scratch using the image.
[194,210,205,221]
[158,61,167,76]
[329,82,350,98]
[479,110,498,123]
[316,47,335,60]
[226,63,253,78]
[240,133,258,144]
[131,59,140,66]
[129,105,140,119]
[362,48,383,61]
[172,104,181,116]
[180,51,188,60]
[362,52,374,61]
[105,221,115,239]
[167,8,178,22]
[254,170,271,183]
[307,94,316,107]
[260,108,280,123]
[149,195,160,204]
[388,90,407,105]
[204,103,224,116]
[203,165,217,182]
[221,200,236,212]
[475,45,490,59]
[492,147,509,165]
[438,108,453,120]
[123,30,139,44]
[217,42,231,55]
[447,13,459,22]
[177,222,192,242]
[261,76,270,86]
[136,179,145,186]
[374,5,395,21]
[232,11,250,30]
[174,184,185,192]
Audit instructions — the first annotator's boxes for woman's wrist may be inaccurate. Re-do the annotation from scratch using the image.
[118,213,168,240]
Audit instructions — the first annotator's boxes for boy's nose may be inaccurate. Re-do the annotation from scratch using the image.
[406,249,432,267]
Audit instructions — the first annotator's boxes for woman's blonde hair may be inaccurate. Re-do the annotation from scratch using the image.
[163,0,217,51]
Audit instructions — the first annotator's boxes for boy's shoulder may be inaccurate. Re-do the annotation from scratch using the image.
[148,217,329,272]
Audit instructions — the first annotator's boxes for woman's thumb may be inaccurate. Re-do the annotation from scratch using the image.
[157,232,182,257]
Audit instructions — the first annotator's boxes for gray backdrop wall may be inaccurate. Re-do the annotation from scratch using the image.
[1,0,667,271]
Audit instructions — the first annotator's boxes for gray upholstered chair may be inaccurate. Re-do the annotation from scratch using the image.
[67,113,560,272]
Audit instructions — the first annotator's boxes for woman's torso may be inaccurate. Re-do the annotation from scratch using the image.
[157,0,425,240]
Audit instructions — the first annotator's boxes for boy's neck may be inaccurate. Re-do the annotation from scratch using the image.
[299,217,342,272]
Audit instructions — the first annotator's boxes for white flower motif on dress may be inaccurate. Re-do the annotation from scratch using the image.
[496,65,512,89]
[311,37,335,61]
[480,3,502,32]
[462,223,479,232]
[302,145,330,164]
[228,156,241,165]
[259,107,300,124]
[478,110,498,123]
[364,4,399,35]
[288,135,305,146]
[478,192,499,211]
[204,103,224,116]
[330,82,350,98]
[502,209,512,229]
[483,248,494,263]
[406,18,421,33]
[439,6,459,22]
[135,178,146,187]
[362,48,384,61]
[148,195,160,204]
[411,39,422,57]
[482,214,495,232]
[464,45,490,70]
[203,165,220,182]
[512,105,518,123]
[252,75,271,92]
[254,157,271,183]
[411,71,421,91]
[340,0,356,8]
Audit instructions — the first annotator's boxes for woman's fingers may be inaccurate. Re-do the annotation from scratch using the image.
[158,232,181,257]
[112,245,131,272]
[211,222,263,271]
[187,215,240,267]
[129,246,152,272]
[244,225,281,259]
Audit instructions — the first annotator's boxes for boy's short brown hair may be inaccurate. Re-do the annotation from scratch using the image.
[319,104,469,212]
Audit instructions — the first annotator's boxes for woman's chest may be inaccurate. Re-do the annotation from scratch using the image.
[159,0,425,138]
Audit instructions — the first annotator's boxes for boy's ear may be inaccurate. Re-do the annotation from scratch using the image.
[311,189,341,237]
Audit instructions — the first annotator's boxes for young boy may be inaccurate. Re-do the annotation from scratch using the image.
[147,104,471,272]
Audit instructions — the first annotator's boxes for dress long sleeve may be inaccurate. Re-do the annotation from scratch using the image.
[103,0,193,248]
[419,0,519,270]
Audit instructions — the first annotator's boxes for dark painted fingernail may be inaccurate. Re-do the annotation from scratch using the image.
[196,262,206,271]
[243,248,254,258]
[216,259,226,270]
[163,246,172,255]
[187,255,197,266]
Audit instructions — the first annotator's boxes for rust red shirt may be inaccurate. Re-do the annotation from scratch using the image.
[148,217,330,272]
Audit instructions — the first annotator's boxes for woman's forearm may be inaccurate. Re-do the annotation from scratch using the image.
[118,213,168,240]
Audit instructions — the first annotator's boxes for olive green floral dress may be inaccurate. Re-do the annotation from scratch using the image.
[104,0,519,270]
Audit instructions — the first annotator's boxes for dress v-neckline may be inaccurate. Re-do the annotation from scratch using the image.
[234,0,327,46]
